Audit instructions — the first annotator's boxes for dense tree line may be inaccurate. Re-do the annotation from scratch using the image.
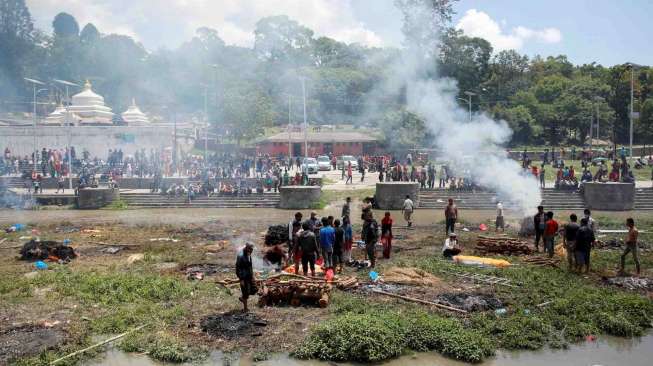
[0,0,651,147]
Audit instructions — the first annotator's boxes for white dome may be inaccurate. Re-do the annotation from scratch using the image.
[122,98,150,125]
[71,80,105,106]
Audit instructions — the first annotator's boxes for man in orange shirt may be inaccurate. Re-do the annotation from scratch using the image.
[543,211,559,258]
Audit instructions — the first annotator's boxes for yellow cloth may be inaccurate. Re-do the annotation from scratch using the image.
[453,255,511,268]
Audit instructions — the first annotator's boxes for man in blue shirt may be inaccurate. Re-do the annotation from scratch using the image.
[319,216,335,269]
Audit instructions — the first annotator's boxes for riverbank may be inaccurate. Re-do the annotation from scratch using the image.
[1,208,651,365]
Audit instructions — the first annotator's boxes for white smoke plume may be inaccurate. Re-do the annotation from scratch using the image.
[383,8,542,216]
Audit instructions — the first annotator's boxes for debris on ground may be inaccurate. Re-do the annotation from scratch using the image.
[149,237,179,242]
[183,263,229,280]
[435,293,503,312]
[80,229,102,234]
[5,223,25,233]
[264,224,288,246]
[347,259,371,270]
[382,267,441,286]
[19,240,77,262]
[0,324,66,364]
[172,225,229,241]
[54,225,81,234]
[475,236,532,255]
[453,255,511,268]
[523,256,561,267]
[371,289,467,314]
[603,276,653,291]
[200,311,267,339]
[102,246,123,254]
[126,253,144,264]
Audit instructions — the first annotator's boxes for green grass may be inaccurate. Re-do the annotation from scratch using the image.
[104,199,129,210]
[294,293,493,363]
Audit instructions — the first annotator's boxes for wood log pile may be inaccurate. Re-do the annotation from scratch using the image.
[216,273,359,308]
[475,236,532,256]
[522,256,560,267]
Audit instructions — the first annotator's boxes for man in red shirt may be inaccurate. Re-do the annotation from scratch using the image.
[543,211,559,258]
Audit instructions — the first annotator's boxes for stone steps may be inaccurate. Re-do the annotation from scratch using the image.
[120,193,280,208]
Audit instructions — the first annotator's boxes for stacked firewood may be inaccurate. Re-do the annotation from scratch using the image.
[475,236,532,255]
[522,256,560,267]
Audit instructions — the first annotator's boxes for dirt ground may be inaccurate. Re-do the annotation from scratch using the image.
[1,207,652,364]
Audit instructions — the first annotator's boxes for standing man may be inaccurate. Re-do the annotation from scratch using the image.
[444,198,458,235]
[346,162,353,185]
[341,197,351,220]
[543,211,558,258]
[298,222,319,277]
[362,212,379,268]
[575,218,595,273]
[533,206,545,252]
[402,195,414,228]
[319,217,335,270]
[619,218,641,276]
[495,201,504,232]
[288,212,303,274]
[583,209,597,234]
[562,214,580,270]
[236,243,256,312]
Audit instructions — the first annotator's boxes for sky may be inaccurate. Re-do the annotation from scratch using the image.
[26,0,653,66]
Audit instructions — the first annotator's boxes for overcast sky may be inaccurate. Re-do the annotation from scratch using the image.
[27,0,653,66]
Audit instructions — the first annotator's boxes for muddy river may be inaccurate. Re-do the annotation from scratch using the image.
[85,333,653,366]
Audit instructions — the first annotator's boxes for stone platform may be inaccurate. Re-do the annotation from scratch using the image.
[583,182,634,211]
[375,182,420,210]
[77,187,120,209]
[278,186,321,209]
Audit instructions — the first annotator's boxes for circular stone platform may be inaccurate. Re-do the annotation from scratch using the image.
[278,186,321,209]
[77,187,120,209]
[375,182,420,210]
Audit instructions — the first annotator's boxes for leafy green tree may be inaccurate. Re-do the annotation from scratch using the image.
[254,15,314,67]
[52,12,79,38]
[380,108,432,150]
[80,23,100,44]
[438,29,492,101]
[223,84,277,145]
[0,0,34,99]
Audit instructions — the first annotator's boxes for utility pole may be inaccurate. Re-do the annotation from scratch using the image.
[24,78,45,173]
[54,79,80,190]
[301,77,308,157]
[630,65,634,159]
[288,95,292,161]
[203,84,208,163]
[464,91,476,122]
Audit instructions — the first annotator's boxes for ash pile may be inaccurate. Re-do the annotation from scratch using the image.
[264,224,288,246]
[200,311,267,339]
[603,276,653,291]
[19,240,77,262]
[435,293,503,312]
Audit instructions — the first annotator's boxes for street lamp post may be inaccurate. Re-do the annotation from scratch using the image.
[300,77,308,157]
[54,79,80,190]
[288,95,292,161]
[464,91,476,122]
[24,78,45,173]
[626,63,642,159]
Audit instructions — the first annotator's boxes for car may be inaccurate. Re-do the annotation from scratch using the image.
[301,158,318,174]
[336,155,358,170]
[317,155,331,171]
[591,157,609,166]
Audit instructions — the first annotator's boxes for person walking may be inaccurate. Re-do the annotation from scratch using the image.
[533,206,545,252]
[539,165,546,188]
[619,218,641,276]
[402,195,414,228]
[236,243,256,312]
[346,162,353,184]
[444,198,458,235]
[543,211,558,258]
[575,218,595,273]
[381,212,393,259]
[562,214,580,270]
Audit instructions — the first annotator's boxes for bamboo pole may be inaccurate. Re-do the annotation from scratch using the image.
[50,324,148,365]
[371,290,467,314]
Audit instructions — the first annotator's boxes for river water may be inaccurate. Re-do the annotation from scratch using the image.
[85,333,653,366]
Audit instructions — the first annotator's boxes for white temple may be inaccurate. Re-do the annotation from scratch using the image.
[47,80,114,125]
[121,98,150,125]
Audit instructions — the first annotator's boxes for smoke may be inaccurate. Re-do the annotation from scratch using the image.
[379,11,541,216]
[230,234,275,271]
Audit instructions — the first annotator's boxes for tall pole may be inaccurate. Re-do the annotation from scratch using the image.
[468,95,472,122]
[288,95,292,161]
[630,66,634,159]
[33,84,37,172]
[66,85,73,189]
[596,103,600,141]
[301,77,308,157]
[203,85,208,163]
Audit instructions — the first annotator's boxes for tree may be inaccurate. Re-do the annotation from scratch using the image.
[254,15,314,66]
[223,84,277,145]
[438,29,492,100]
[80,23,100,44]
[0,0,35,99]
[380,108,432,150]
[395,0,457,54]
[52,12,79,38]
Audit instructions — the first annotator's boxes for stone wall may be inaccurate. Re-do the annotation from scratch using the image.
[583,182,634,211]
[278,186,321,209]
[77,188,120,209]
[0,125,195,158]
[375,182,420,210]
